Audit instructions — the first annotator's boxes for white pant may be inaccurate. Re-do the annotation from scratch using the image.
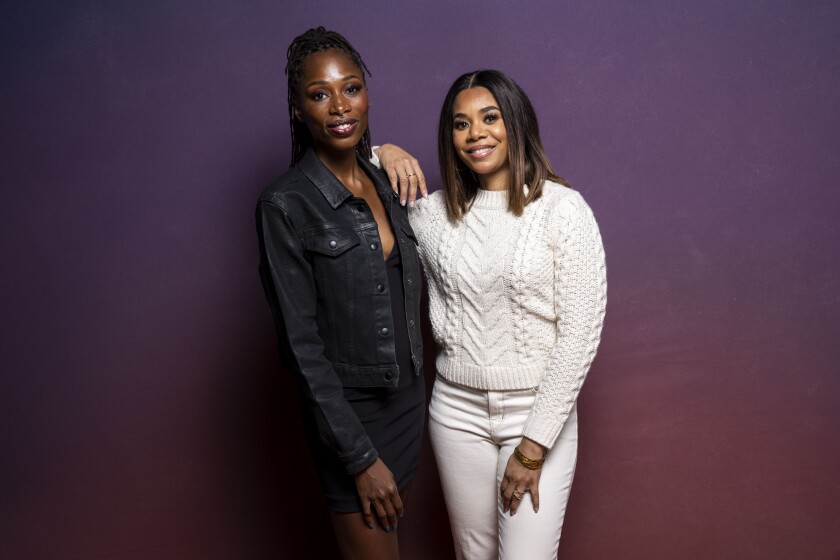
[429,377,578,560]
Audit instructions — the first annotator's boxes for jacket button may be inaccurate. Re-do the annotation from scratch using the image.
[377,284,385,293]
[409,320,415,326]
[328,240,337,248]
[384,372,392,381]
[370,243,378,250]
[380,327,389,336]
[407,278,413,285]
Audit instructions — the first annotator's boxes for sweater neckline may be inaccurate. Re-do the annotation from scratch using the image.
[473,188,509,210]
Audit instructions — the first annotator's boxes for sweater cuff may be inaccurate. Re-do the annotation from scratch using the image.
[522,413,563,449]
[369,146,381,169]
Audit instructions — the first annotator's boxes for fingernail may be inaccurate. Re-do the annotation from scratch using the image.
[384,526,391,532]
[368,523,374,530]
[401,200,406,206]
[409,201,415,208]
[399,512,404,518]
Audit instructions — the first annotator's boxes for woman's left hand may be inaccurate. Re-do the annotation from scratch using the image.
[500,438,545,515]
[375,144,428,206]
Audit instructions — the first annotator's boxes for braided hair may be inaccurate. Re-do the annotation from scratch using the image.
[285,27,373,165]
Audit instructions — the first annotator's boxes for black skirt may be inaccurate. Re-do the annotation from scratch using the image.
[303,240,425,512]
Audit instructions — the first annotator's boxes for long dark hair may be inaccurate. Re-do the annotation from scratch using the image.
[437,69,569,220]
[285,27,372,165]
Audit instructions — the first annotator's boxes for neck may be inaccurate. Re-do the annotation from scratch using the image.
[313,145,361,185]
[478,168,510,191]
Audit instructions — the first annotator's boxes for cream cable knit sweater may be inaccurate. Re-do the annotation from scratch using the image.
[409,183,607,448]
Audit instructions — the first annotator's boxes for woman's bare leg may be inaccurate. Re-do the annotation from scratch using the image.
[330,511,400,560]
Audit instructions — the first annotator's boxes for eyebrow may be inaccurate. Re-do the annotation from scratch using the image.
[453,106,500,119]
[304,75,362,89]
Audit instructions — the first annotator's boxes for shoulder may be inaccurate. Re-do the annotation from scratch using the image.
[535,181,602,244]
[415,189,446,211]
[409,189,447,232]
[538,180,593,216]
[258,166,309,207]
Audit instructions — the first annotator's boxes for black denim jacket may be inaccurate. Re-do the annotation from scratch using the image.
[256,148,424,474]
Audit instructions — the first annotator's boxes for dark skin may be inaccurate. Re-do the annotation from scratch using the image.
[295,50,395,259]
[343,172,395,259]
[374,144,428,206]
[293,49,401,558]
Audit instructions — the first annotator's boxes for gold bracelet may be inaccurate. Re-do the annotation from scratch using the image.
[513,445,545,470]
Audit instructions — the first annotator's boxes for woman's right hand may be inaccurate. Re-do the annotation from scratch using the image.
[354,458,403,531]
[374,143,427,207]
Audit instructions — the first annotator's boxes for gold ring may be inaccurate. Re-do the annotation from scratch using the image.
[512,490,523,500]
[406,173,415,177]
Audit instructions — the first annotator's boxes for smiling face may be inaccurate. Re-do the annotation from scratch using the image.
[451,86,510,191]
[294,49,369,156]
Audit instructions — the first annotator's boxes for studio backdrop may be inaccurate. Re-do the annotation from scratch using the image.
[1,1,838,558]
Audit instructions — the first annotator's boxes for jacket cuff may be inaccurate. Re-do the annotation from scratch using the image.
[340,437,379,475]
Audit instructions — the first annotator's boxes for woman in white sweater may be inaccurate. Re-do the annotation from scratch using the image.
[380,69,606,559]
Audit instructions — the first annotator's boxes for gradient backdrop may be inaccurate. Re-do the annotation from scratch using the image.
[1,1,839,558]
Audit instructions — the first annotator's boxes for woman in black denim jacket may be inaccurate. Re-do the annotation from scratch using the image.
[256,27,426,559]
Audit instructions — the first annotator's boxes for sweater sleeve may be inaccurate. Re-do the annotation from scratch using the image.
[522,192,607,448]
[369,146,381,169]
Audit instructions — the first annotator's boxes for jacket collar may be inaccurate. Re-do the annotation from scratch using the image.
[298,147,397,209]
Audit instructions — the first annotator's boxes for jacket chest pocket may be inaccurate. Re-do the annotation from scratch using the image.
[303,227,361,294]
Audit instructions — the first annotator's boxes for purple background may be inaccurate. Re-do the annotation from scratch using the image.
[2,1,839,558]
